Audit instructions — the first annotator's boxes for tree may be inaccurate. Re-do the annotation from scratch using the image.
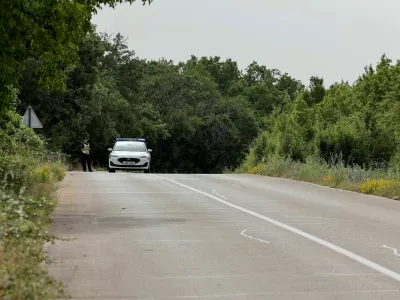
[0,0,151,119]
[303,76,325,105]
[242,55,400,170]
[183,56,241,96]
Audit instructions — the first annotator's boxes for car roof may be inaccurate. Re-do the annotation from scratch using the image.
[115,141,145,146]
[116,138,146,142]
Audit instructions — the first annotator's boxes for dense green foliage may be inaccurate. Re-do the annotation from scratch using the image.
[241,156,400,199]
[0,110,68,299]
[241,55,400,173]
[0,1,153,297]
[3,1,400,176]
[15,24,400,174]
[1,0,400,295]
[0,0,150,118]
[16,30,303,173]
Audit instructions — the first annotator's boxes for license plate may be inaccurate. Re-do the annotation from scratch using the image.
[123,161,135,165]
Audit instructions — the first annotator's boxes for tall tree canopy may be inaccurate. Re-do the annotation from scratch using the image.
[0,0,150,118]
[5,3,400,174]
[16,30,294,173]
[243,55,400,170]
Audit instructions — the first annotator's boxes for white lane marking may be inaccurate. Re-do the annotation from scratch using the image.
[383,245,400,257]
[154,174,400,283]
[241,229,270,244]
[212,190,227,199]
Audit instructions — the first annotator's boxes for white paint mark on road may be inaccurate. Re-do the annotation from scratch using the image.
[154,174,400,283]
[229,182,241,188]
[212,190,227,199]
[241,229,270,244]
[383,245,400,257]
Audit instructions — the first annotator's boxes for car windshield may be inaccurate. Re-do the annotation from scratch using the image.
[114,142,146,152]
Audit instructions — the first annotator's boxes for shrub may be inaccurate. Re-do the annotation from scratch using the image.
[0,169,67,298]
[361,179,400,195]
[34,165,53,183]
[50,162,67,181]
[247,166,259,175]
[239,155,400,200]
[0,116,68,299]
[0,188,65,299]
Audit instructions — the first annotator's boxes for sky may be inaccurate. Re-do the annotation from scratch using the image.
[93,0,400,86]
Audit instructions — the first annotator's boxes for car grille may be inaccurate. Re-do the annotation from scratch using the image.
[117,157,141,163]
[110,162,148,168]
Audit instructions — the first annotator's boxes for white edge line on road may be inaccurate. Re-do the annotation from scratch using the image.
[216,192,227,200]
[212,189,227,199]
[153,174,400,283]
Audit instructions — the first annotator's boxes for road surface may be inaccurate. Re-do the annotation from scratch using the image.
[48,172,400,299]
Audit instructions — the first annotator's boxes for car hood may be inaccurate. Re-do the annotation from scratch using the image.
[112,151,149,157]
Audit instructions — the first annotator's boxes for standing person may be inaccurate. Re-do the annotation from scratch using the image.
[80,138,93,172]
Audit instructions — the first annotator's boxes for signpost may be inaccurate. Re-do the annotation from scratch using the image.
[22,106,43,129]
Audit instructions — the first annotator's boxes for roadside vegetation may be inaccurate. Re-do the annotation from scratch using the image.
[0,1,150,298]
[15,30,300,173]
[14,23,400,182]
[1,0,400,295]
[238,156,400,199]
[0,110,68,299]
[237,56,400,199]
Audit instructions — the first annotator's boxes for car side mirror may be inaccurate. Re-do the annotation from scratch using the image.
[148,149,152,153]
[108,148,113,152]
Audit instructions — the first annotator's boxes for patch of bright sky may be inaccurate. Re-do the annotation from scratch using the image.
[93,0,400,85]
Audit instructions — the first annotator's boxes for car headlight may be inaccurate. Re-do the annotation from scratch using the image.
[139,155,149,158]
[110,155,119,158]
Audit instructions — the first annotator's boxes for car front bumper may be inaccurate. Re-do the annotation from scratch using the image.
[109,157,150,170]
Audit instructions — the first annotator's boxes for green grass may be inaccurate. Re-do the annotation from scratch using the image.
[237,156,400,200]
[0,154,68,299]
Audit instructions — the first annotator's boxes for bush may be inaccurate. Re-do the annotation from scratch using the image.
[0,157,68,299]
[0,116,68,299]
[247,166,260,175]
[0,243,65,300]
[34,165,53,183]
[50,161,67,181]
[360,179,400,198]
[238,155,400,200]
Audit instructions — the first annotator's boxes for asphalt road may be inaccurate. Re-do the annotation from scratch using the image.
[48,172,400,299]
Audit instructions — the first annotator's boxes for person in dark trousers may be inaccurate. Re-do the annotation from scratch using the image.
[80,138,93,172]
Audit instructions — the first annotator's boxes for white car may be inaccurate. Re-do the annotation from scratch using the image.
[108,138,152,173]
